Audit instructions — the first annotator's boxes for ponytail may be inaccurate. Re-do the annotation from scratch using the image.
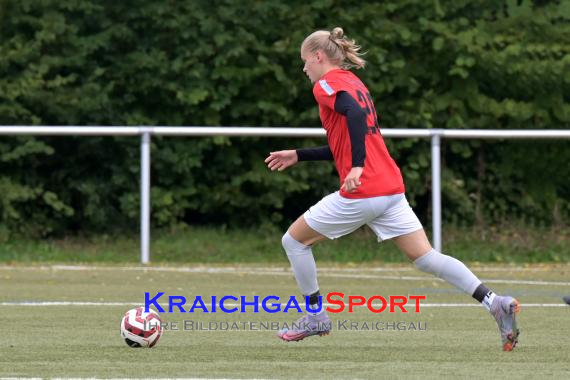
[302,27,366,70]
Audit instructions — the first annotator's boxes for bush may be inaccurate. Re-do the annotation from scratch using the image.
[0,0,568,237]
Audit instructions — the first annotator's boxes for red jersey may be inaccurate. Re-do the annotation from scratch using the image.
[312,69,405,198]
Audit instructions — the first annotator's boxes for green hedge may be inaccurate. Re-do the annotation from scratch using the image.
[0,0,569,238]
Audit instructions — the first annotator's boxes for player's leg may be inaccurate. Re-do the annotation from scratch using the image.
[278,191,368,342]
[278,216,331,342]
[393,230,521,351]
[393,229,483,296]
[283,215,326,311]
[368,194,521,351]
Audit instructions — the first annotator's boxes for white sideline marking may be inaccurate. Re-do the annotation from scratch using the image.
[46,264,570,274]
[1,264,568,286]
[31,265,570,286]
[0,378,272,380]
[1,264,568,273]
[0,301,566,307]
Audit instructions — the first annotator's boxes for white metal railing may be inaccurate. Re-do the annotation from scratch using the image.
[2,126,570,264]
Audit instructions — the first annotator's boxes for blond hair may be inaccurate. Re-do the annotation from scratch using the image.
[301,27,366,70]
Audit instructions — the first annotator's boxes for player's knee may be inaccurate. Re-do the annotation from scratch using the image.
[281,232,290,251]
[281,231,310,256]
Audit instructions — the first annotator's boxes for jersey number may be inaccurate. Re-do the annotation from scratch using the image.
[356,90,381,135]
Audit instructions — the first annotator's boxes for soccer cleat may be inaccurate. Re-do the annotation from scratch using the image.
[490,296,521,352]
[277,312,332,342]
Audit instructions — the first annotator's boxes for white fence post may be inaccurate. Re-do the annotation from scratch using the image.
[431,132,442,252]
[140,132,151,264]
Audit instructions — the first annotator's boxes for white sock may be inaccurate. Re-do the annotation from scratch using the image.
[414,249,481,295]
[281,231,319,296]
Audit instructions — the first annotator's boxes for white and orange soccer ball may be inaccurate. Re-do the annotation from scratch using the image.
[120,307,163,348]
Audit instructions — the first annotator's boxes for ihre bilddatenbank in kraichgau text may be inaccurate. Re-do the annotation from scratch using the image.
[144,292,427,314]
[145,319,427,332]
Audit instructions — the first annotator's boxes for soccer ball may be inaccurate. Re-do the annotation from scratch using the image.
[120,306,163,348]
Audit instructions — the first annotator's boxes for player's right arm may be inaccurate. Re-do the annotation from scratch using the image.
[265,145,333,172]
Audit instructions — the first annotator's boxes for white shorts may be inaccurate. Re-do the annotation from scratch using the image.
[303,192,423,241]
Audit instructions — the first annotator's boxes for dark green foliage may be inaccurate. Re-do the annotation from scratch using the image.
[0,0,568,238]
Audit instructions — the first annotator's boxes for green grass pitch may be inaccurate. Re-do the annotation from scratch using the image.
[1,264,570,379]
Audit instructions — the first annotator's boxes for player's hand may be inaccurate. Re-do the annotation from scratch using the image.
[341,167,363,193]
[265,150,298,172]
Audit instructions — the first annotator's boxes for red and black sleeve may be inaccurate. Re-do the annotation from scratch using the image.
[334,91,367,168]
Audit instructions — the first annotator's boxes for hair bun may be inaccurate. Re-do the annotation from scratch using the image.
[330,27,344,40]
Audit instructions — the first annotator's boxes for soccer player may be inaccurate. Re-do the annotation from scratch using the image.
[265,27,521,351]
